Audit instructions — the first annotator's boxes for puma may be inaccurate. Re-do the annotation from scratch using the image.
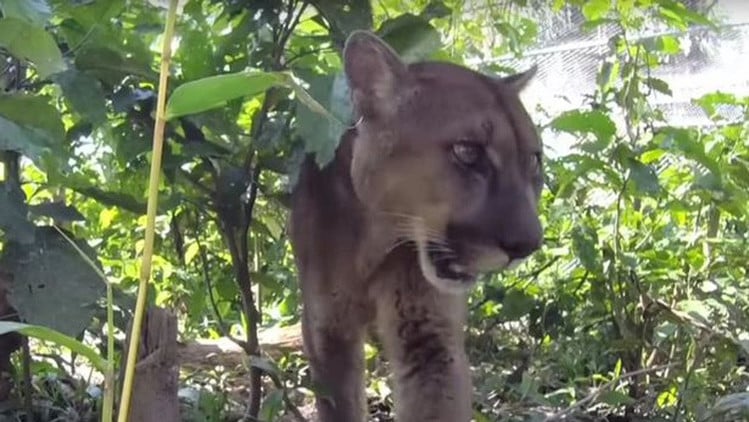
[288,30,544,422]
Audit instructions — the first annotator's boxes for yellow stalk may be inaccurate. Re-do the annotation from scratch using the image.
[116,1,180,420]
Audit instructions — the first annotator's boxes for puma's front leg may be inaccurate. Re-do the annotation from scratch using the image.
[375,276,472,422]
[302,299,368,422]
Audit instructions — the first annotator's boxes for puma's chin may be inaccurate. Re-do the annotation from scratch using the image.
[414,239,512,295]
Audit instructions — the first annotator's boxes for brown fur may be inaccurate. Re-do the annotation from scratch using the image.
[289,31,544,421]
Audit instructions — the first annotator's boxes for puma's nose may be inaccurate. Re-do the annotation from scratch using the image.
[500,237,541,260]
[498,219,543,260]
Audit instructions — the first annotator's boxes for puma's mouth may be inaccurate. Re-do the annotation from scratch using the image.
[426,244,476,283]
[408,221,514,294]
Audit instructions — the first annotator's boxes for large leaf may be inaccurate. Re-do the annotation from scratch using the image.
[166,71,287,120]
[0,0,52,25]
[28,201,86,223]
[550,109,617,153]
[74,44,154,87]
[0,321,106,372]
[294,72,351,167]
[0,183,35,244]
[2,227,106,337]
[0,93,65,162]
[310,0,373,48]
[0,17,64,78]
[571,225,601,274]
[52,69,108,125]
[377,14,442,62]
[626,157,661,195]
[72,186,146,214]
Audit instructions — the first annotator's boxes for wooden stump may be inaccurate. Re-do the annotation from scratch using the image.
[121,307,180,422]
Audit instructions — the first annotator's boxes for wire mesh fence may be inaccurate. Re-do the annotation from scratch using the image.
[473,0,749,155]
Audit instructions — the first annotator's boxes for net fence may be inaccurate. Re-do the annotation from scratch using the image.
[471,0,749,155]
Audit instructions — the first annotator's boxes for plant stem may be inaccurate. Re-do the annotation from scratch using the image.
[116,1,179,420]
[101,282,114,422]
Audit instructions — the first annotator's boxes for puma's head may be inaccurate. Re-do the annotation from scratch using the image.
[343,31,543,293]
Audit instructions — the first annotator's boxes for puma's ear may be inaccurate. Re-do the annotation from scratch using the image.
[500,64,538,92]
[343,30,407,118]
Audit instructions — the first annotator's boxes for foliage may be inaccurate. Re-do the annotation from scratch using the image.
[0,0,746,421]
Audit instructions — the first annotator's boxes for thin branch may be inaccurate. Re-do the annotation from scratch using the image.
[545,363,677,421]
[193,216,248,350]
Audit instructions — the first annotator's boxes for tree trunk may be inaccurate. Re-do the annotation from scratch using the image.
[121,306,180,422]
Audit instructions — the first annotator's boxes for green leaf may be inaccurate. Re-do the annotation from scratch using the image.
[0,0,52,25]
[0,321,106,372]
[72,186,146,214]
[166,71,286,120]
[0,17,64,78]
[658,127,720,175]
[582,0,610,21]
[657,0,716,31]
[377,14,442,62]
[0,183,35,244]
[501,288,535,320]
[52,69,108,124]
[645,77,672,96]
[311,0,373,47]
[571,225,601,274]
[0,94,64,164]
[294,72,351,167]
[28,201,86,222]
[74,44,154,87]
[550,109,617,153]
[2,227,106,338]
[694,91,740,120]
[420,1,452,20]
[259,389,284,422]
[627,157,660,195]
[599,390,636,406]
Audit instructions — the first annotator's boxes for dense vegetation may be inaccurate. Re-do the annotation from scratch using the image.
[0,0,747,421]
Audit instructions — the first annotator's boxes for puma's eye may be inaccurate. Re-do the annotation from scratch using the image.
[530,152,542,174]
[452,142,483,166]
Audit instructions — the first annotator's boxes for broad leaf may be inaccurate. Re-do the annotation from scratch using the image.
[627,158,660,195]
[571,225,601,274]
[0,17,64,78]
[294,72,351,167]
[75,44,154,87]
[550,109,617,153]
[52,69,108,125]
[0,0,52,26]
[0,321,106,372]
[310,0,373,48]
[377,14,442,62]
[0,183,35,244]
[2,227,106,337]
[0,94,65,163]
[28,201,86,222]
[72,186,146,214]
[166,71,287,120]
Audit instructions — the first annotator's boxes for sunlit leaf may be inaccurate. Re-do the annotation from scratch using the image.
[294,72,351,167]
[0,321,106,372]
[581,0,610,21]
[627,157,660,195]
[166,71,287,120]
[550,109,616,153]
